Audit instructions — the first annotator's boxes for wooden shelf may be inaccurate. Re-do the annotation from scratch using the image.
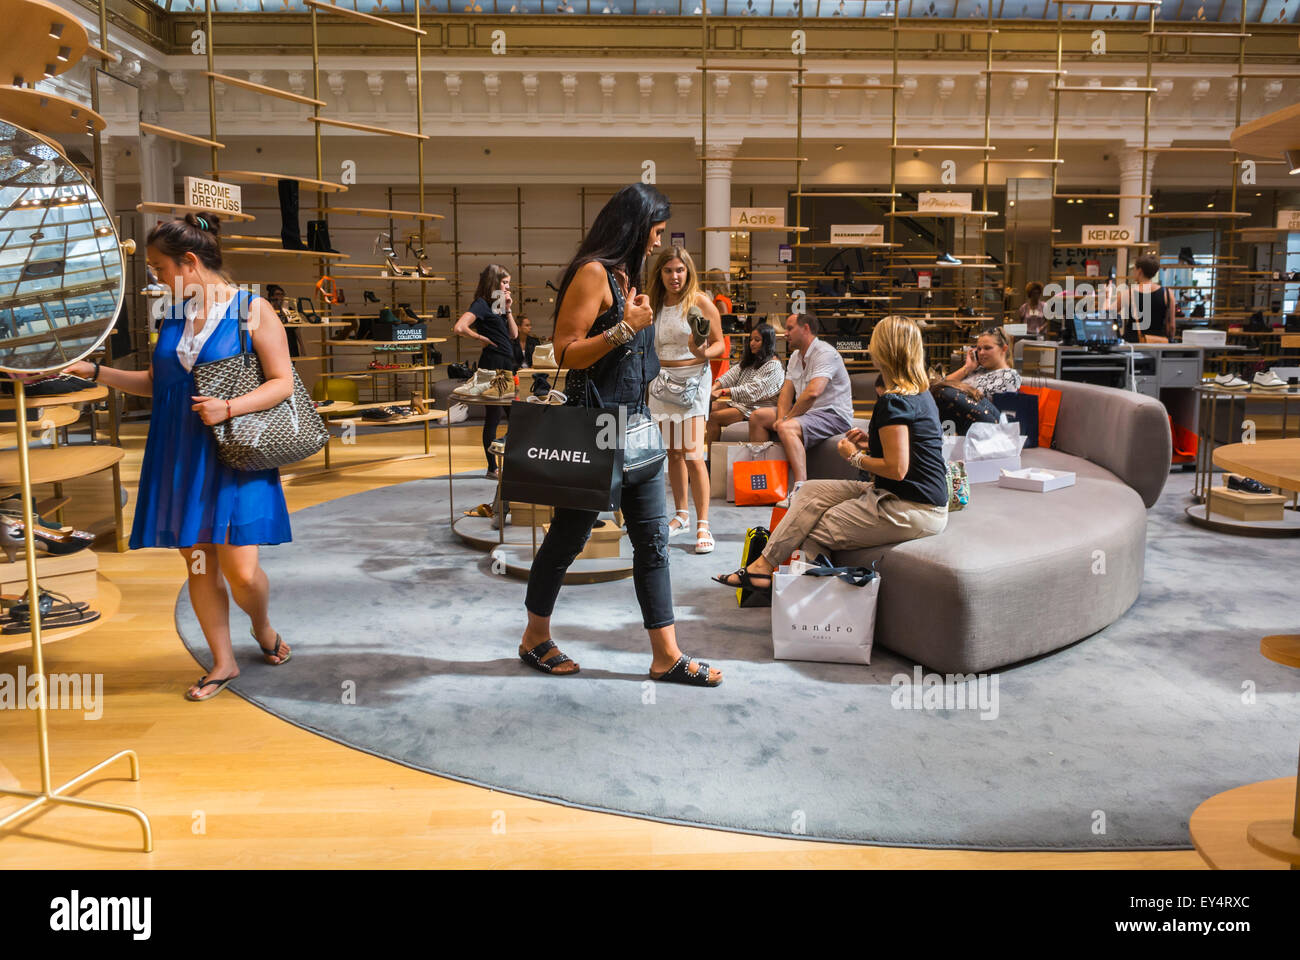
[338,274,445,282]
[303,0,427,36]
[210,170,347,193]
[136,201,255,223]
[0,0,90,84]
[281,321,350,328]
[791,83,902,90]
[1230,102,1300,161]
[892,144,992,151]
[887,210,997,218]
[0,386,106,410]
[332,410,446,428]
[983,68,1066,75]
[790,192,901,198]
[0,444,122,485]
[695,64,804,73]
[0,86,103,134]
[1051,86,1157,94]
[348,337,447,346]
[340,365,441,379]
[700,226,810,233]
[206,71,326,108]
[700,156,808,163]
[1055,193,1151,199]
[139,122,224,150]
[0,574,120,655]
[1149,31,1251,38]
[224,247,351,259]
[309,117,429,142]
[1139,211,1252,220]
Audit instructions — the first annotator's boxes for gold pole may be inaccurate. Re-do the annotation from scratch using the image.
[1225,0,1247,323]
[794,0,803,263]
[0,379,151,851]
[1140,5,1154,248]
[981,6,992,321]
[415,2,426,321]
[206,0,217,176]
[700,0,707,271]
[887,2,899,320]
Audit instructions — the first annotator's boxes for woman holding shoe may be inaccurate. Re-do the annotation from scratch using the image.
[646,245,725,554]
[62,213,294,701]
[519,183,722,687]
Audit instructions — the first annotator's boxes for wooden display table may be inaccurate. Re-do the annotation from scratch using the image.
[0,574,120,656]
[0,447,126,552]
[1191,778,1298,870]
[0,385,107,409]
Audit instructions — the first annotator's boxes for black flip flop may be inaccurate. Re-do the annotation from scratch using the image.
[250,627,291,665]
[518,639,579,675]
[650,654,721,687]
[711,568,772,591]
[184,674,237,702]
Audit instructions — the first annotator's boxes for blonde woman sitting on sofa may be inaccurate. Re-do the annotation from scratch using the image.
[712,315,949,597]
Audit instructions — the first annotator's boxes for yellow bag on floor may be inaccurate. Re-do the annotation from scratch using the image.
[737,525,771,608]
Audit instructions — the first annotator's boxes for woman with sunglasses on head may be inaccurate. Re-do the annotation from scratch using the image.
[62,213,294,702]
[519,184,722,688]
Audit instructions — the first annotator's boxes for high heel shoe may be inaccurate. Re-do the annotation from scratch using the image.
[296,297,323,324]
[0,517,94,562]
[374,233,413,277]
[405,234,435,278]
[363,290,380,304]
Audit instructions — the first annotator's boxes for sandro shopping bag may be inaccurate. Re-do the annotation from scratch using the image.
[500,399,623,511]
[733,458,789,506]
[772,557,879,665]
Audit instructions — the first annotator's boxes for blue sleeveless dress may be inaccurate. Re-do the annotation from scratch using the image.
[130,290,293,549]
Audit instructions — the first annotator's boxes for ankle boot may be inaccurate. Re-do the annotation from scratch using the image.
[277,179,305,251]
[307,219,339,254]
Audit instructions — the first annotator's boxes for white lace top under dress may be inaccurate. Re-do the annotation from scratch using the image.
[176,295,236,373]
[654,298,697,362]
[962,366,1022,396]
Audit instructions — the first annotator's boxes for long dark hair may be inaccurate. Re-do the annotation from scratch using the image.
[473,264,510,305]
[741,322,777,370]
[552,183,671,324]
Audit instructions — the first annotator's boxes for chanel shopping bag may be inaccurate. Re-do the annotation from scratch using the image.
[500,399,623,512]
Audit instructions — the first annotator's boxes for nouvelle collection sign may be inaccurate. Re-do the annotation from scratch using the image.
[184,176,242,216]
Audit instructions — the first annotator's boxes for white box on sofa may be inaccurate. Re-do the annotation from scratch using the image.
[998,467,1077,493]
[944,434,1028,483]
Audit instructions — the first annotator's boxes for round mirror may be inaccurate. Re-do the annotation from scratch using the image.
[0,118,124,374]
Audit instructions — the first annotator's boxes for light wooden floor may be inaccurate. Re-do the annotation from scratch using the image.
[0,418,1203,868]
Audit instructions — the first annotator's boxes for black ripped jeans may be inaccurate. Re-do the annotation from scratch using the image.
[525,463,674,630]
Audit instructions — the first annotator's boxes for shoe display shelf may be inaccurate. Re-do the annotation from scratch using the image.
[1188,398,1300,534]
[0,387,126,549]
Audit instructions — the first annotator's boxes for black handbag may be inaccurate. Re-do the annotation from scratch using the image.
[191,311,329,471]
[500,399,622,512]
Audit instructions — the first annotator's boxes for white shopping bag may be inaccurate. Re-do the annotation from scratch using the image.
[772,565,879,665]
[726,441,788,503]
[964,421,1022,461]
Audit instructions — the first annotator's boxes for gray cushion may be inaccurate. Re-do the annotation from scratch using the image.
[830,449,1145,673]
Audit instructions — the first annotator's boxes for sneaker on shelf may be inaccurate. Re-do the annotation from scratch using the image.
[452,368,497,398]
[1226,474,1272,495]
[1212,373,1249,391]
[936,252,962,265]
[1252,370,1287,391]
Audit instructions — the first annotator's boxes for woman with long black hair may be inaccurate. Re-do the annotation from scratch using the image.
[518,184,722,687]
[454,264,517,478]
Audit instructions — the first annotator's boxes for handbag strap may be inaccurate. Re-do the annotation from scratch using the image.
[804,554,877,587]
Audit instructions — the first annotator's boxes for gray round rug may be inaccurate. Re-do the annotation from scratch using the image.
[175,471,1300,850]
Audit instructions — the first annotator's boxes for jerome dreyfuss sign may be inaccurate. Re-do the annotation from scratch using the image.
[184,177,242,216]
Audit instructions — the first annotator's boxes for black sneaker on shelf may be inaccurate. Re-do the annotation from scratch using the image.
[1226,475,1272,495]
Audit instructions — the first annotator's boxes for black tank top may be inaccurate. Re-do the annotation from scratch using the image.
[1128,286,1170,342]
[563,264,659,411]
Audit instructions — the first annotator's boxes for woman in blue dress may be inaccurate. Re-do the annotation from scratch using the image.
[62,213,295,701]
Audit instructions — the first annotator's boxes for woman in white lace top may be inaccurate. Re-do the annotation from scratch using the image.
[705,323,785,444]
[940,327,1021,397]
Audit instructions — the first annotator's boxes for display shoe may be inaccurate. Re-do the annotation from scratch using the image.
[277,178,306,251]
[1227,474,1272,495]
[687,305,710,341]
[280,299,304,324]
[936,252,962,265]
[482,369,516,400]
[397,303,423,323]
[364,290,381,304]
[403,235,436,278]
[437,304,451,319]
[410,392,429,415]
[1212,373,1249,391]
[530,372,553,398]
[1252,370,1288,391]
[452,368,497,398]
[2,586,98,633]
[374,233,413,277]
[296,297,323,324]
[18,375,97,397]
[306,219,340,254]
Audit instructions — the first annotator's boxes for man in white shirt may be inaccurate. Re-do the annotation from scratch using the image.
[748,313,855,483]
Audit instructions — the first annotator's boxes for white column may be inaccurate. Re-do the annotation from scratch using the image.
[1116,144,1157,277]
[699,139,738,273]
[98,136,117,222]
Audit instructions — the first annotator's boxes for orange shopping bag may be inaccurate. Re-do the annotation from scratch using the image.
[1019,384,1062,449]
[733,459,789,506]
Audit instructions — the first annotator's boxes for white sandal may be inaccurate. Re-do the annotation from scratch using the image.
[695,520,715,554]
[667,510,690,537]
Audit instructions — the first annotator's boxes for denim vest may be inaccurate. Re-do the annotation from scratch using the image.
[564,264,659,412]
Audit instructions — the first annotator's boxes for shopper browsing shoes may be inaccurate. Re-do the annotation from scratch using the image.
[520,183,721,687]
[646,245,725,554]
[454,265,519,478]
[747,313,854,485]
[714,316,948,596]
[62,214,293,702]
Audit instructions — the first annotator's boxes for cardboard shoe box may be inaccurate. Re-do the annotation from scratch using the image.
[1208,486,1286,522]
[0,549,99,606]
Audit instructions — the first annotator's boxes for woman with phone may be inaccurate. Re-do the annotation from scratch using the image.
[519,184,722,687]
